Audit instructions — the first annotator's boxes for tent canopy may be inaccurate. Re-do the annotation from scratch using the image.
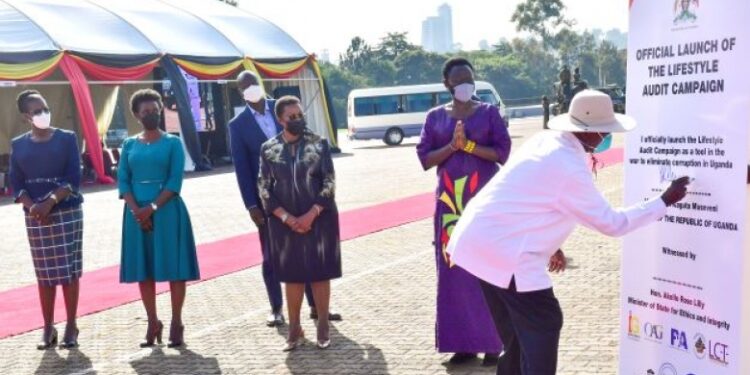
[0,0,338,183]
[0,0,308,63]
[162,0,307,60]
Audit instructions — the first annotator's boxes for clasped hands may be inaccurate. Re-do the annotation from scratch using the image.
[281,206,321,234]
[28,199,55,224]
[451,120,468,151]
[131,205,155,232]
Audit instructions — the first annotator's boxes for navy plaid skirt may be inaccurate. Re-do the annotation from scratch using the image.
[25,206,83,287]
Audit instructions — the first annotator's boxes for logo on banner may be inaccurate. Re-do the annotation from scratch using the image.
[628,311,641,339]
[659,362,678,375]
[644,322,664,343]
[673,0,699,25]
[693,333,707,359]
[709,340,729,365]
[670,328,688,351]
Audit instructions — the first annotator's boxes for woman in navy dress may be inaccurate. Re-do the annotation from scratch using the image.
[9,90,84,350]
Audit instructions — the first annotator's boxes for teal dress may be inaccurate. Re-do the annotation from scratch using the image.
[118,134,200,283]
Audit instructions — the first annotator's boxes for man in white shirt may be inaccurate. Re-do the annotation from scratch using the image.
[446,90,689,374]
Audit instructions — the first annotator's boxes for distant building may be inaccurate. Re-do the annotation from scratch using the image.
[320,49,331,63]
[479,39,490,51]
[421,3,454,53]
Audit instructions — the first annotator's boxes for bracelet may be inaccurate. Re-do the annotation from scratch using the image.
[49,193,59,204]
[463,140,477,154]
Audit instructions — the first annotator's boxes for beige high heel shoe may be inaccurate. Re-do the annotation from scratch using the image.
[283,326,305,352]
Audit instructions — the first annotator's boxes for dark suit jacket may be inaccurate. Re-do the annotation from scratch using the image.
[228,99,282,210]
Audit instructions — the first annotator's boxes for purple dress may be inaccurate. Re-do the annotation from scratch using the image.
[417,103,511,353]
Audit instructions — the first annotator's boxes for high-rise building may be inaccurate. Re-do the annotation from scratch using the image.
[421,4,454,53]
[320,49,331,63]
[479,40,490,51]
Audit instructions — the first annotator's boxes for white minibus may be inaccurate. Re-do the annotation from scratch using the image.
[347,81,506,145]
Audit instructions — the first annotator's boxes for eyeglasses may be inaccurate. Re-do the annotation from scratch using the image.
[29,108,50,116]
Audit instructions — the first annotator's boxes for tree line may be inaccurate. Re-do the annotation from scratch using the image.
[320,0,627,127]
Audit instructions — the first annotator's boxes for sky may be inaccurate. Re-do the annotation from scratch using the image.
[239,0,629,62]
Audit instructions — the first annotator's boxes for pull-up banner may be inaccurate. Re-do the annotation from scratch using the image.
[621,0,750,374]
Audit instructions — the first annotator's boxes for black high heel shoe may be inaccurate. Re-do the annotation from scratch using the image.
[59,326,79,349]
[167,324,185,348]
[140,320,163,348]
[36,327,58,350]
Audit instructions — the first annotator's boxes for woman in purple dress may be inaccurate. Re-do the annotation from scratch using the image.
[416,58,511,366]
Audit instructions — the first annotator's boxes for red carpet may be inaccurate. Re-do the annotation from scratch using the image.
[0,193,434,339]
[0,148,624,339]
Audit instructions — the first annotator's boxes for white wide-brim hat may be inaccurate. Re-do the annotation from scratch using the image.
[548,89,636,133]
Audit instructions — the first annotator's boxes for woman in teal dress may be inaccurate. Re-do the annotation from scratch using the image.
[118,89,200,348]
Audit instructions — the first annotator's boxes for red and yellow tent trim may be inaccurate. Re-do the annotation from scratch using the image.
[0,53,62,81]
[310,57,338,148]
[254,57,310,79]
[172,57,244,80]
[71,55,159,81]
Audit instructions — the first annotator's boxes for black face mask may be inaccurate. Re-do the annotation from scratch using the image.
[286,119,306,136]
[141,113,161,131]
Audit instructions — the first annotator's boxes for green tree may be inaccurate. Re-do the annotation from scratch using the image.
[377,32,418,60]
[492,39,513,56]
[597,41,626,86]
[365,60,397,87]
[511,0,574,45]
[319,62,369,127]
[340,37,374,75]
[507,38,558,96]
[393,50,446,85]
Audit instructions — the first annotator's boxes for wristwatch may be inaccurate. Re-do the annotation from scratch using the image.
[49,193,59,204]
[150,202,158,211]
[280,213,289,223]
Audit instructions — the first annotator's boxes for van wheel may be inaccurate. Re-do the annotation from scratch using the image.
[384,128,404,146]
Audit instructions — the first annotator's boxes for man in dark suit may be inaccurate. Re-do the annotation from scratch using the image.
[228,71,341,326]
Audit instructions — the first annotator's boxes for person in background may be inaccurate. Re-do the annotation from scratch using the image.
[447,90,690,374]
[228,71,340,328]
[542,95,550,129]
[416,57,513,366]
[258,96,342,351]
[118,89,200,348]
[10,90,84,350]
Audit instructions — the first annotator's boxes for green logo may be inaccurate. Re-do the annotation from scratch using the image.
[674,0,699,25]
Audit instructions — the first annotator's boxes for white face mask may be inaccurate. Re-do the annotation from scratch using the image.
[453,83,475,103]
[243,85,265,103]
[32,112,51,129]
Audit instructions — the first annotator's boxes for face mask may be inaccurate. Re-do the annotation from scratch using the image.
[243,85,265,103]
[452,83,475,103]
[594,134,612,153]
[32,112,51,129]
[286,118,307,136]
[141,113,161,131]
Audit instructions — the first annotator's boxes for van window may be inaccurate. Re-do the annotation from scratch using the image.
[436,92,452,105]
[354,95,401,116]
[405,93,433,113]
[477,90,498,105]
